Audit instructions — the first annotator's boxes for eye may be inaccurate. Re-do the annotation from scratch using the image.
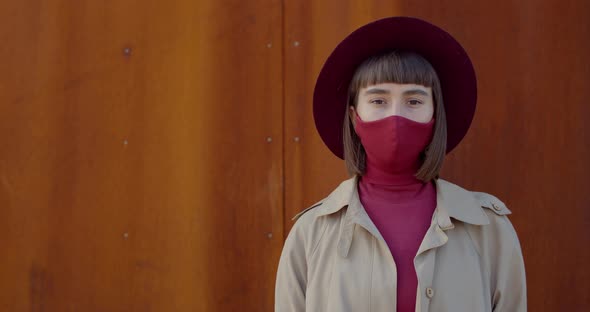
[408,99,423,106]
[369,99,386,105]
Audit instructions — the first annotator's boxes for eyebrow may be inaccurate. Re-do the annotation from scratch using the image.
[363,88,429,96]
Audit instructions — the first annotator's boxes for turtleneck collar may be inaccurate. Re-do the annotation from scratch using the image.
[359,160,429,203]
[361,155,424,186]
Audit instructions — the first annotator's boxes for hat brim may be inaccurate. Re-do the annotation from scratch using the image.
[313,16,477,159]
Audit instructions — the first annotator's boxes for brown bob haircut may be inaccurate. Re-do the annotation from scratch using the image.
[343,50,447,182]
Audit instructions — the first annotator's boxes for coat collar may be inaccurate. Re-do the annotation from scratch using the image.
[313,175,490,229]
[308,176,492,258]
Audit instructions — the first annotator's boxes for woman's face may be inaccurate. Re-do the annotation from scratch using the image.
[351,82,434,123]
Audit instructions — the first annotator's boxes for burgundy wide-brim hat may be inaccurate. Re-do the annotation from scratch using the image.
[313,16,477,159]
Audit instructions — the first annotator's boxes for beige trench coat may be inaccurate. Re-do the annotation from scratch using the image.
[275,176,526,312]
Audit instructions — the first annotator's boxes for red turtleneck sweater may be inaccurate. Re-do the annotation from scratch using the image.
[358,161,437,312]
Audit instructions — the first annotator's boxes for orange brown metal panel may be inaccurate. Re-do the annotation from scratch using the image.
[0,0,283,311]
[0,0,588,310]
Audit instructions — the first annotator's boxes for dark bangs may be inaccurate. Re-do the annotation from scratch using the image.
[347,50,439,107]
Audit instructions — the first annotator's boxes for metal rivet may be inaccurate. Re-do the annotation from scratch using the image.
[123,139,128,146]
[266,43,272,48]
[123,47,132,56]
[123,232,129,239]
[266,137,272,143]
[492,203,502,211]
[294,137,300,142]
[293,41,300,47]
[267,233,273,239]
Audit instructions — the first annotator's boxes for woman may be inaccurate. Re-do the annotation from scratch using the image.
[275,17,526,312]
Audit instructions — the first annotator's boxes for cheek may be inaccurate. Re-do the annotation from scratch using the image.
[355,102,373,120]
[410,103,435,123]
[421,103,435,121]
[427,105,435,120]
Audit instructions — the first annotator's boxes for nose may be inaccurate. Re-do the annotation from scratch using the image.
[385,98,404,118]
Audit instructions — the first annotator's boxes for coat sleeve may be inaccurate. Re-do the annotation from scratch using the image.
[275,219,308,311]
[492,218,527,312]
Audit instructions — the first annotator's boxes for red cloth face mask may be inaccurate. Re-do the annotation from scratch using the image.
[354,112,435,181]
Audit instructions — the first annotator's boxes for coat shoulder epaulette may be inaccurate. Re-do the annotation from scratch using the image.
[291,199,324,221]
[471,191,512,216]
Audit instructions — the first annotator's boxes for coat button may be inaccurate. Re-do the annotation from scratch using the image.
[492,203,502,212]
[426,287,435,298]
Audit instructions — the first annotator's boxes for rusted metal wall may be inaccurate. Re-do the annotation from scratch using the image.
[1,0,588,311]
